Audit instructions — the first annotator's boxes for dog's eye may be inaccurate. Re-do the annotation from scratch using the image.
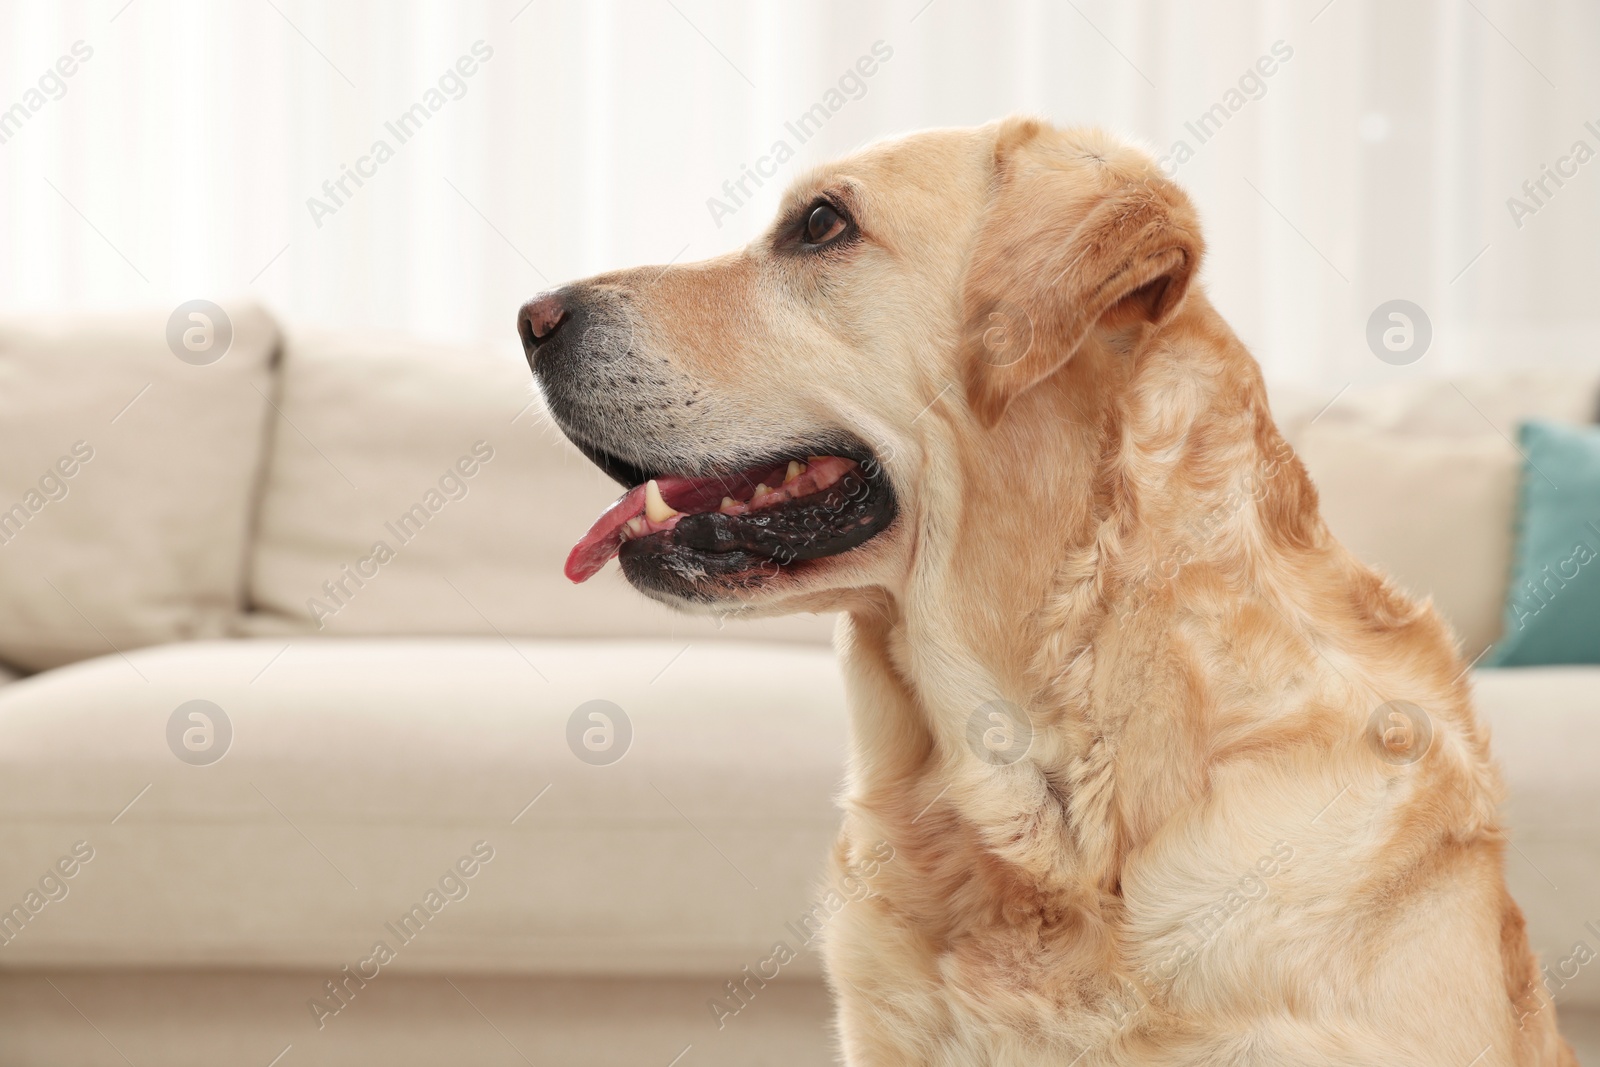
[802,202,848,246]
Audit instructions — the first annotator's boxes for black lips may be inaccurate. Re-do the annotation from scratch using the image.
[618,462,897,600]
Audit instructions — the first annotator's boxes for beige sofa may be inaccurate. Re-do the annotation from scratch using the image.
[1,306,1597,1065]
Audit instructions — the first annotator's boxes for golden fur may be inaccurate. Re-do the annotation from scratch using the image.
[552,118,1574,1065]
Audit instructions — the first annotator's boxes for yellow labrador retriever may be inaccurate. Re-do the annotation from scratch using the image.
[519,117,1573,1066]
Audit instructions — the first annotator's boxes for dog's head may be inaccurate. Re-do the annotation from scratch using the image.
[520,117,1202,617]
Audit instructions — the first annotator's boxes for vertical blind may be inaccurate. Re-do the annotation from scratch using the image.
[2,0,1596,387]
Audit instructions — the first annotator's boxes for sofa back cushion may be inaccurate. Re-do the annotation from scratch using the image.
[1281,372,1599,656]
[244,331,833,646]
[1294,423,1520,655]
[0,305,280,671]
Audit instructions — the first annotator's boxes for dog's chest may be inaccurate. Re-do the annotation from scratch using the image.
[824,818,1308,1064]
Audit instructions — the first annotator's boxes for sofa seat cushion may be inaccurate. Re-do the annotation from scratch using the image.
[0,970,835,1067]
[1473,667,1600,1009]
[0,306,280,671]
[0,638,848,977]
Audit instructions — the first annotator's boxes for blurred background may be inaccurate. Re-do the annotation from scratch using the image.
[4,3,1600,1066]
[4,0,1599,383]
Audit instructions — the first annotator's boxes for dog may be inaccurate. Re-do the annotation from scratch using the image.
[519,117,1574,1066]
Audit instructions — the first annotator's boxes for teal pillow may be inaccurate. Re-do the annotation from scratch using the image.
[1489,419,1600,667]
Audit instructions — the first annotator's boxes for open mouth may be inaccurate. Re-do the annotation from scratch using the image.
[564,442,897,592]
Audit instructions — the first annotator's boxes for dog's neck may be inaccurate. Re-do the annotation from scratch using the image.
[838,292,1321,890]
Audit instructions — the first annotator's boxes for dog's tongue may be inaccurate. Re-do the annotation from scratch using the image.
[564,472,743,584]
[565,483,649,583]
[564,457,856,584]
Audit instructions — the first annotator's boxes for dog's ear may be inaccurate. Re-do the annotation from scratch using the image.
[960,124,1203,427]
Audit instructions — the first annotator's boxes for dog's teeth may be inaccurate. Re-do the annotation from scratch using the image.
[784,460,805,484]
[623,516,645,539]
[751,483,773,502]
[720,496,739,513]
[644,480,679,523]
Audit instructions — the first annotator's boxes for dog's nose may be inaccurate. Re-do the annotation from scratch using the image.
[518,291,569,359]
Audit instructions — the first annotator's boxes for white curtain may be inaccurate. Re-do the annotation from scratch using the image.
[2,0,1596,388]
